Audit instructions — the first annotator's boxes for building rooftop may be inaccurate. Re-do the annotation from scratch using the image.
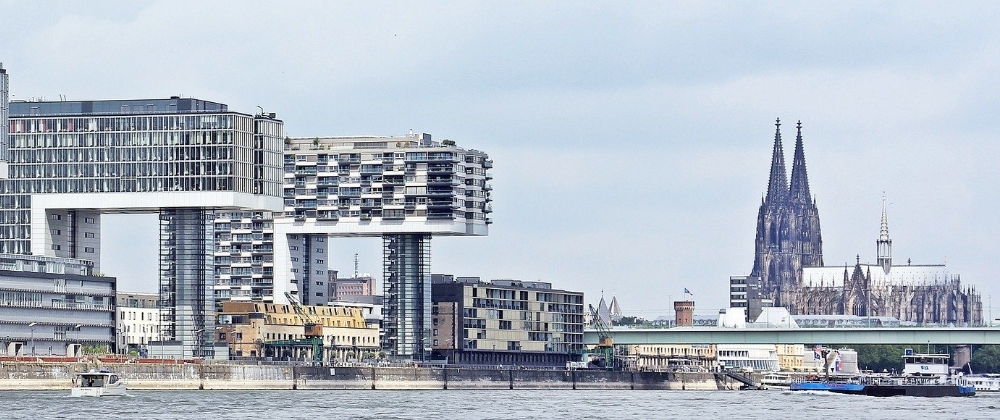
[10,97,229,116]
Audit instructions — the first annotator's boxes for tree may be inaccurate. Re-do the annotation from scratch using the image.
[971,345,1000,373]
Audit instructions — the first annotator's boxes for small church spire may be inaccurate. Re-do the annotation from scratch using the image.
[877,193,892,275]
[789,120,812,205]
[765,118,789,205]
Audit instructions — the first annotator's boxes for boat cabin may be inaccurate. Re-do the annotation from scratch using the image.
[901,349,950,377]
[78,371,121,388]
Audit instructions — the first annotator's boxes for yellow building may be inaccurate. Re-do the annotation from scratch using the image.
[776,344,806,372]
[627,344,716,371]
[217,301,378,363]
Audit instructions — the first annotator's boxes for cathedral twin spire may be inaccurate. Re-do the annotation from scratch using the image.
[765,118,813,206]
[753,118,824,300]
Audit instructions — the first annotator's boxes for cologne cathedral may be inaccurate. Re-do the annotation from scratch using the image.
[748,119,982,325]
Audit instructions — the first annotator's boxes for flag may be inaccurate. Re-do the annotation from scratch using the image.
[684,288,692,296]
[814,345,822,360]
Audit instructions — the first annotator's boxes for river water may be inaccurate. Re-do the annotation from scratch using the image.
[5,389,1000,419]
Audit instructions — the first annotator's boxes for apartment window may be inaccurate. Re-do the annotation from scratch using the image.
[85,217,95,223]
[316,237,324,242]
[291,257,299,262]
[316,259,324,264]
[290,246,299,251]
[433,329,438,336]
[84,247,95,253]
[316,248,324,253]
[53,229,61,236]
[84,232,96,238]
[51,214,62,220]
[291,269,299,273]
[315,292,323,297]
[315,270,323,275]
[52,244,61,250]
[433,339,439,346]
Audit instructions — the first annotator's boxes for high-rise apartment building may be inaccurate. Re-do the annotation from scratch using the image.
[1,66,284,358]
[211,133,492,361]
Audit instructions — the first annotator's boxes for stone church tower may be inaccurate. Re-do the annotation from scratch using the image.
[750,119,824,311]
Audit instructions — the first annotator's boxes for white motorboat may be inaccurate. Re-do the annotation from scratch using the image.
[760,373,791,390]
[71,370,127,397]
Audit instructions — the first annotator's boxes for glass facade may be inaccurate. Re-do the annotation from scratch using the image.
[382,233,431,360]
[1,97,283,258]
[159,209,216,358]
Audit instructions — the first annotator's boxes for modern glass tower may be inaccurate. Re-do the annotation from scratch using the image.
[1,66,283,358]
[0,63,8,175]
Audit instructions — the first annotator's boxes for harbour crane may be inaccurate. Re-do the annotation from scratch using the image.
[284,292,323,365]
[588,303,616,369]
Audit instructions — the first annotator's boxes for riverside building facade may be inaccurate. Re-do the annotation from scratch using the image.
[1,66,285,358]
[429,275,584,366]
[115,292,162,355]
[0,254,114,357]
[216,300,378,363]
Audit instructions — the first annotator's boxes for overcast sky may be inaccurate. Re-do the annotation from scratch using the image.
[2,1,999,319]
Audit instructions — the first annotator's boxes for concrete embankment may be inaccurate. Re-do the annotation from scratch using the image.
[0,361,743,391]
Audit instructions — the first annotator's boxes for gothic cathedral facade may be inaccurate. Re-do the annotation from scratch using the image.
[749,120,982,325]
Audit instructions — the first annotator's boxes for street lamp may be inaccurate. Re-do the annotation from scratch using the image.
[28,323,38,356]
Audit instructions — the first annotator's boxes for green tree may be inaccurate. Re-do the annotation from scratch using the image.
[970,345,1000,373]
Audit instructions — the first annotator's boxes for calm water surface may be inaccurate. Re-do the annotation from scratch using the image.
[4,389,1000,419]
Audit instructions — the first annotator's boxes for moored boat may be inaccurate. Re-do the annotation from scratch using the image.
[790,349,975,397]
[965,374,1000,392]
[71,369,127,397]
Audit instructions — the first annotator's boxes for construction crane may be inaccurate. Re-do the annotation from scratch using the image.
[284,292,323,365]
[588,303,615,369]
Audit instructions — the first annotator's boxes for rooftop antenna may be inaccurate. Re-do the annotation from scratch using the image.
[354,253,359,278]
[256,105,265,116]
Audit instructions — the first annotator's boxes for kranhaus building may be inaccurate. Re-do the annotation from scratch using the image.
[1,66,284,358]
[256,134,492,361]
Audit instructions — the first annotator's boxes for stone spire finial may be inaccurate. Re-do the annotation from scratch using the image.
[765,118,789,205]
[789,120,812,204]
[877,193,893,275]
[879,193,889,241]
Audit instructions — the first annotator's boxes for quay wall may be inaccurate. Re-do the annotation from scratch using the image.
[0,361,740,391]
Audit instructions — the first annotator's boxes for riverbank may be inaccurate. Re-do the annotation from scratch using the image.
[0,361,746,391]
